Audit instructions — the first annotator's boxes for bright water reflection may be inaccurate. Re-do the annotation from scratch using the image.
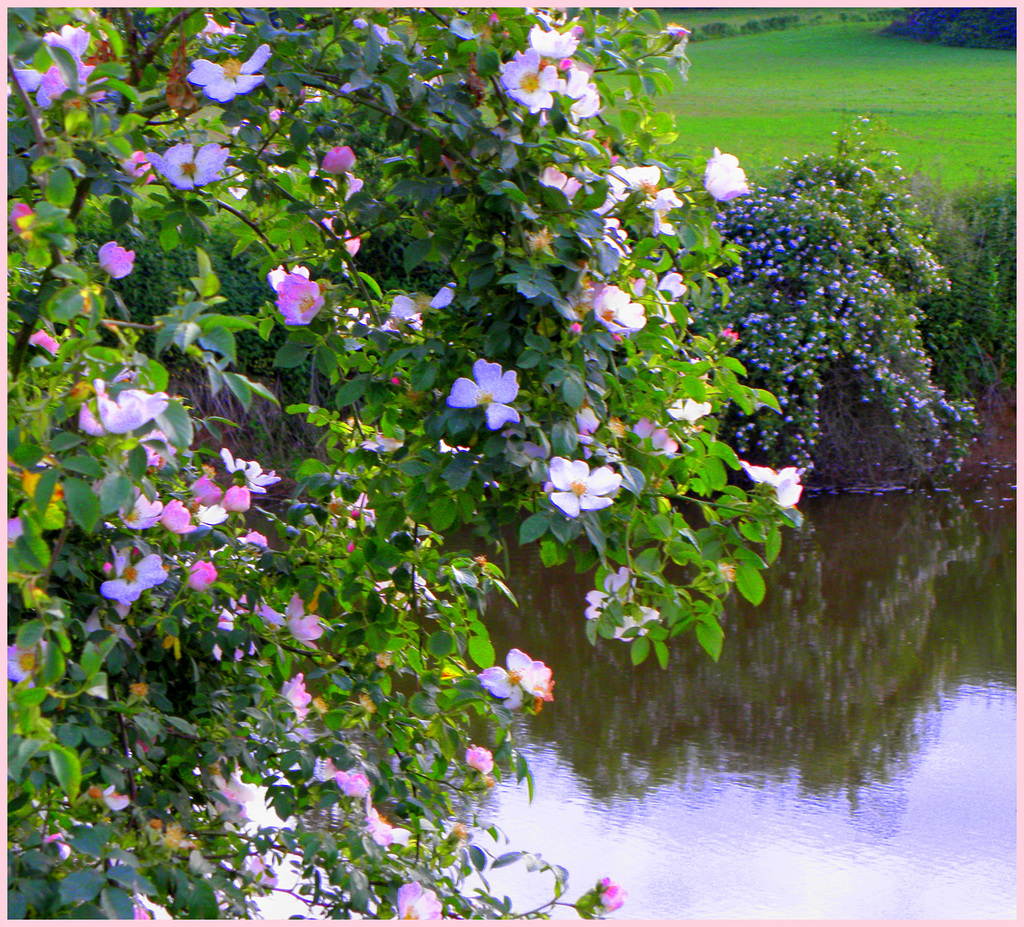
[468,462,1016,919]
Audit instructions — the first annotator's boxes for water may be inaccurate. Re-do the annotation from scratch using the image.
[466,461,1016,919]
[249,462,1015,919]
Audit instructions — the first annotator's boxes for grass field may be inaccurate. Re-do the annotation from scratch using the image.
[642,12,1016,189]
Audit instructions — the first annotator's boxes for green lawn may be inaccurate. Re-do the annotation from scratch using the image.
[644,17,1016,189]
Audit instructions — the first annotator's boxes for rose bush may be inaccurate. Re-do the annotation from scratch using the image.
[8,7,799,918]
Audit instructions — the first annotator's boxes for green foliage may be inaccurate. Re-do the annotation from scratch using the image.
[7,6,800,919]
[914,178,1016,397]
[701,118,974,487]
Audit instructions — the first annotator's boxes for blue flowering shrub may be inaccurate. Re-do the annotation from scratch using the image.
[702,120,974,487]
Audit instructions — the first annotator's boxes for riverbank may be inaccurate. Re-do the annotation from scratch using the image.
[954,389,1017,480]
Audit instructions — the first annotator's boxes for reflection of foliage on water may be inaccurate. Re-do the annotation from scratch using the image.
[481,470,1015,806]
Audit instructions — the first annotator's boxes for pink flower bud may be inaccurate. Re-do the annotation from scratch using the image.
[9,203,34,239]
[222,485,251,512]
[187,560,217,592]
[322,145,356,174]
[559,57,574,71]
[347,541,356,553]
[489,12,500,25]
[390,377,401,385]
[569,322,582,334]
[29,330,59,354]
[103,562,113,574]
[190,474,223,506]
[465,745,494,775]
[159,499,196,534]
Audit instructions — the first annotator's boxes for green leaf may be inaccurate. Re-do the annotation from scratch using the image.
[64,477,100,532]
[198,326,235,361]
[427,630,454,658]
[492,851,523,869]
[403,238,433,274]
[98,472,134,515]
[467,844,487,871]
[695,618,723,661]
[450,18,477,39]
[58,870,104,905]
[274,341,311,369]
[67,824,113,857]
[467,634,495,670]
[735,563,766,605]
[109,198,132,228]
[48,745,81,801]
[630,635,650,665]
[334,377,366,407]
[154,401,193,449]
[518,512,549,545]
[45,167,75,208]
[100,885,135,920]
[620,464,646,495]
[38,639,65,686]
[429,496,459,531]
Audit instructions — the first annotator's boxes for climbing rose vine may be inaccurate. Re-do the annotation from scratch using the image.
[8,6,799,919]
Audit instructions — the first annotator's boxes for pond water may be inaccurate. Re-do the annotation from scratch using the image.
[253,461,1015,919]
[465,461,1016,919]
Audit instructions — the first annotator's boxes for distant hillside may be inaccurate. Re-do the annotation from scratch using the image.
[881,8,1016,49]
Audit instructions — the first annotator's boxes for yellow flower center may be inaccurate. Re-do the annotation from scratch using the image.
[124,566,138,582]
[570,479,588,496]
[180,161,197,178]
[221,58,243,79]
[18,653,36,673]
[476,390,493,406]
[521,72,541,93]
[507,670,522,685]
[299,295,315,312]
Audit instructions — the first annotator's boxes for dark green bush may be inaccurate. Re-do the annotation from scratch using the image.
[913,177,1016,397]
[699,118,973,488]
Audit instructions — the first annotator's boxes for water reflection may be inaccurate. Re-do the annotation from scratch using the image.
[468,462,1015,918]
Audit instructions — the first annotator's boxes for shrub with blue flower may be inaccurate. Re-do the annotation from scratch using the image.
[701,118,973,487]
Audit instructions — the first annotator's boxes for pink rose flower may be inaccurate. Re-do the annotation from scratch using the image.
[190,474,223,506]
[159,499,195,534]
[281,673,312,720]
[187,560,217,592]
[322,145,356,173]
[222,485,251,512]
[98,242,136,278]
[334,769,370,797]
[124,151,153,183]
[465,745,494,775]
[598,877,627,913]
[275,274,325,325]
[239,529,268,547]
[397,881,443,920]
